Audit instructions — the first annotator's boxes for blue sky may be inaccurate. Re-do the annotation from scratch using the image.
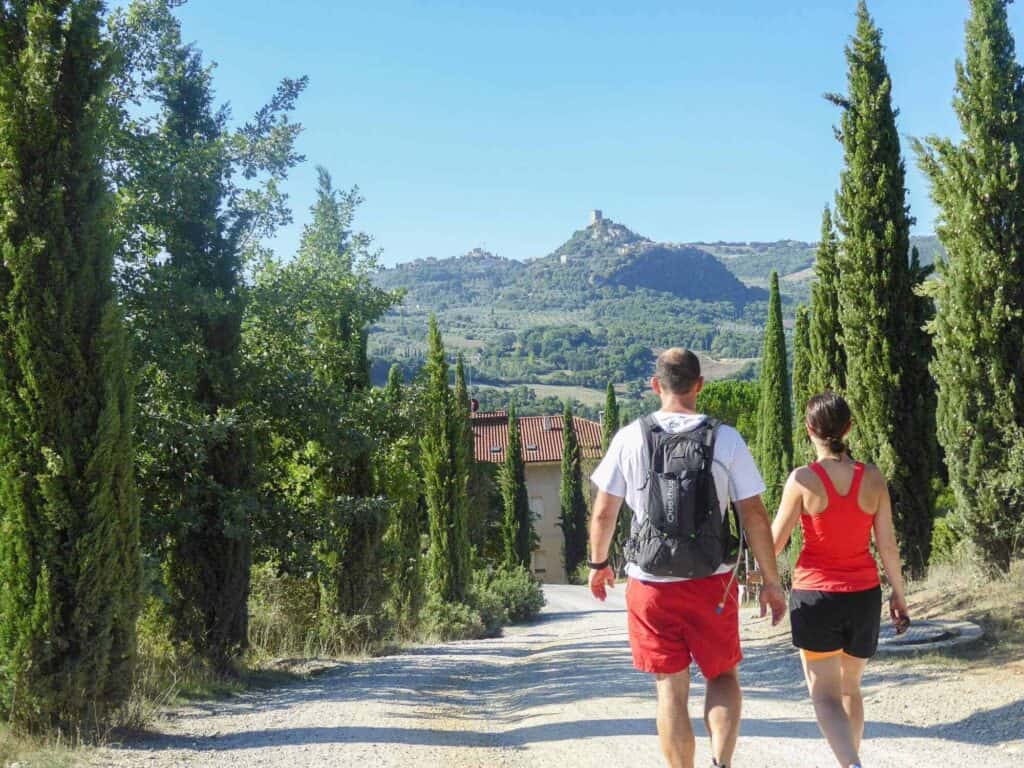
[164,1,1022,266]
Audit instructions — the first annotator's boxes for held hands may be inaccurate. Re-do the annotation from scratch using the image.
[760,581,787,626]
[590,566,616,601]
[889,592,911,635]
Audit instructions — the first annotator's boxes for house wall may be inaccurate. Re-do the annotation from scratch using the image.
[525,462,567,584]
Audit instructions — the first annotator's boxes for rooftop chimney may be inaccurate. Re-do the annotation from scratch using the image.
[543,414,553,431]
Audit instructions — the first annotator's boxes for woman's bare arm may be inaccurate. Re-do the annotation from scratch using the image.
[771,470,804,557]
[871,469,910,624]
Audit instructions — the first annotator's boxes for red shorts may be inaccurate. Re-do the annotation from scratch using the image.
[626,573,742,679]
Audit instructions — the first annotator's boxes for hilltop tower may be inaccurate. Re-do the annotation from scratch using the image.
[590,209,603,226]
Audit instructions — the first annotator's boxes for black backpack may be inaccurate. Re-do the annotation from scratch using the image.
[624,415,741,578]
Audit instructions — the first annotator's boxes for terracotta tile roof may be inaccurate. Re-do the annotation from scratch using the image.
[471,410,604,464]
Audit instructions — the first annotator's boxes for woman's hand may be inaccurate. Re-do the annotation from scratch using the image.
[889,592,911,634]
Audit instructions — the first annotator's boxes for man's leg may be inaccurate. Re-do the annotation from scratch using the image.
[704,665,741,767]
[655,669,695,768]
[839,654,868,753]
[801,651,860,767]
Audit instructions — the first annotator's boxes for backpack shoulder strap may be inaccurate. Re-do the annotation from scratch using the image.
[638,414,661,460]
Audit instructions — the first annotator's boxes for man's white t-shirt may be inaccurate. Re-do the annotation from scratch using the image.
[591,411,766,583]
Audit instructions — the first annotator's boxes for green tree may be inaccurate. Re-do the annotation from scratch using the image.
[110,3,306,666]
[808,207,845,394]
[559,403,589,582]
[0,0,140,731]
[756,272,793,515]
[791,305,814,464]
[421,318,471,603]
[830,1,935,574]
[697,380,760,447]
[602,382,620,451]
[916,0,1024,573]
[499,405,534,568]
[602,383,631,572]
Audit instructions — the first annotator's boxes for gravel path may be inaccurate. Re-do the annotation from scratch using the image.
[91,585,1024,767]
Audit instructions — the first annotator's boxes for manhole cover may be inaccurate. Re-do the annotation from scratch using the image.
[876,619,983,655]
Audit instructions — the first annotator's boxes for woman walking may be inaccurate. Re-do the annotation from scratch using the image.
[772,392,911,768]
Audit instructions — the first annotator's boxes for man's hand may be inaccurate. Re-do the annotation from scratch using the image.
[760,580,787,626]
[590,566,616,601]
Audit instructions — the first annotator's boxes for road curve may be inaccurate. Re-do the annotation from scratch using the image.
[94,584,1024,767]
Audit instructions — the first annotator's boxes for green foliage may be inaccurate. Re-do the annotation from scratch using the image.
[421,597,486,642]
[916,0,1024,574]
[831,2,935,575]
[0,1,140,732]
[602,383,621,451]
[476,565,545,623]
[791,305,814,464]
[697,380,760,447]
[559,403,589,582]
[421,317,472,603]
[755,272,793,515]
[807,207,846,394]
[499,405,535,568]
[110,2,308,669]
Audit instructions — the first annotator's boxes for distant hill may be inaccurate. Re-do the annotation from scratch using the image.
[370,214,944,411]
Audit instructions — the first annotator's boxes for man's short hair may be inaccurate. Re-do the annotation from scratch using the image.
[656,348,702,395]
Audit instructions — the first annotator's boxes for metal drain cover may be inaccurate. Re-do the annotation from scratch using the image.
[876,619,983,654]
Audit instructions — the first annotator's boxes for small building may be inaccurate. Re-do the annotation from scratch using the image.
[472,410,604,583]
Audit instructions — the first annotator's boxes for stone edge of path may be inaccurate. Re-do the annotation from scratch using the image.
[875,619,984,656]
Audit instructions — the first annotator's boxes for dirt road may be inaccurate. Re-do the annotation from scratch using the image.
[94,585,1024,767]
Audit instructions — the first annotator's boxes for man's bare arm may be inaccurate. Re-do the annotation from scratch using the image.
[588,489,623,600]
[736,495,787,624]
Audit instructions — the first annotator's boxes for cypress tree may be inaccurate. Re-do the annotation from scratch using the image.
[602,382,620,451]
[450,354,473,576]
[559,403,588,582]
[499,405,533,568]
[421,317,470,603]
[808,207,846,394]
[381,364,423,635]
[756,271,793,516]
[831,1,935,574]
[791,305,814,465]
[602,383,630,571]
[0,1,140,731]
[916,0,1024,573]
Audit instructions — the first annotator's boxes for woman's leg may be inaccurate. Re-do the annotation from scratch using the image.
[801,650,861,767]
[840,654,869,753]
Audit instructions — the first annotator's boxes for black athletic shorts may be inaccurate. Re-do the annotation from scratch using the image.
[790,586,882,659]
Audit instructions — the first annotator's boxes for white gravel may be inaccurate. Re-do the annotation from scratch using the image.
[89,585,1024,767]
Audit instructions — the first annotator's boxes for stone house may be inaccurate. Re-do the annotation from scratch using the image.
[471,410,604,583]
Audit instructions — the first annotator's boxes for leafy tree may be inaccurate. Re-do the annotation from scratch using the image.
[791,305,814,464]
[830,1,935,574]
[916,0,1024,573]
[808,207,845,394]
[245,168,399,621]
[109,2,306,666]
[756,272,793,515]
[559,403,589,581]
[0,0,140,731]
[499,405,534,568]
[421,317,471,603]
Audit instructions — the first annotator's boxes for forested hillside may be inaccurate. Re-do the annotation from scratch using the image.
[371,216,942,412]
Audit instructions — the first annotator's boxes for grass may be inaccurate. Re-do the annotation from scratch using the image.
[906,558,1024,666]
[0,724,76,768]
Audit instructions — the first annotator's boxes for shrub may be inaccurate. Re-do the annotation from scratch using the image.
[421,597,485,642]
[930,513,968,567]
[316,613,387,656]
[248,563,320,658]
[479,565,545,623]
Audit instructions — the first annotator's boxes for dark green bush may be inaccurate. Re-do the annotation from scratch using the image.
[477,565,545,623]
[421,597,485,642]
[930,513,967,567]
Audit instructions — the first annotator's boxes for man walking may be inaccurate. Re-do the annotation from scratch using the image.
[589,348,786,768]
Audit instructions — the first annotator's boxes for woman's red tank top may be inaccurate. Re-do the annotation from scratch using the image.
[792,461,881,592]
